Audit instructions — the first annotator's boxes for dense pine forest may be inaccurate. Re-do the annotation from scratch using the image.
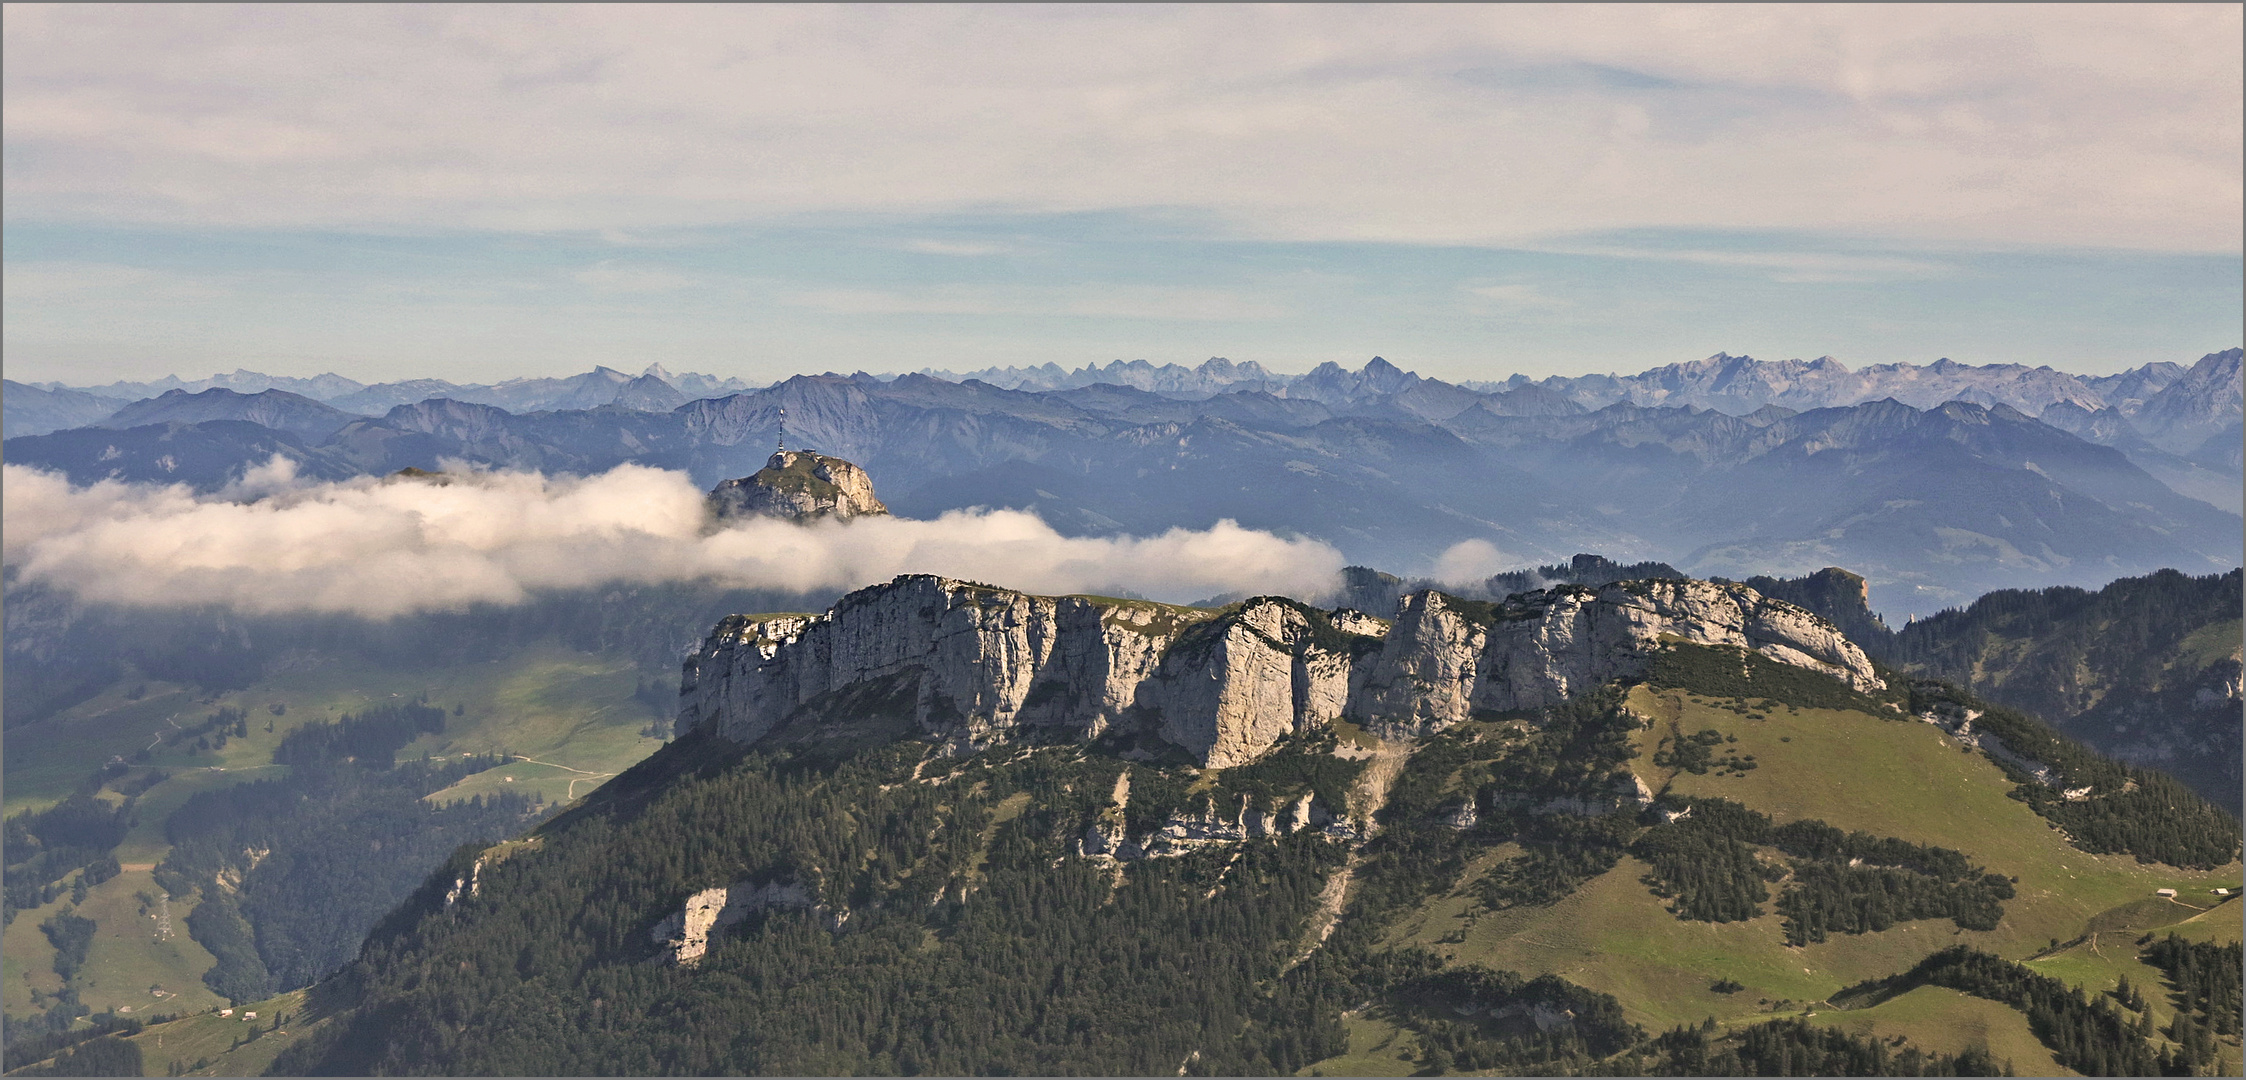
[1626,795,2015,943]
[1883,570,2242,709]
[1876,568,2244,809]
[1835,946,2188,1076]
[4,789,135,928]
[1622,1016,2006,1076]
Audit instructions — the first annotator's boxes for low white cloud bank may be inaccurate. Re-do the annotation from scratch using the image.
[2,461,1345,618]
[1432,538,1509,588]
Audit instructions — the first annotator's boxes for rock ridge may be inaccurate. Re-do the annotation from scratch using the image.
[679,575,1883,769]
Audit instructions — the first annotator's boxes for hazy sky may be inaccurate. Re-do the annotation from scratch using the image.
[5,3,2240,386]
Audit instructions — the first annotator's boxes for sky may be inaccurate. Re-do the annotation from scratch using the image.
[5,3,2241,387]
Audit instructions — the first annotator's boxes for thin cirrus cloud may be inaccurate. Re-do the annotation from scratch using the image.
[2,5,2237,386]
[1464,284,1571,310]
[572,261,700,293]
[781,285,1289,322]
[1520,244,1958,285]
[1,260,232,301]
[899,239,1018,257]
[2,4,2237,252]
[0,460,1347,617]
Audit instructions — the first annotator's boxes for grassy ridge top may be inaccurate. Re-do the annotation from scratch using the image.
[1351,683,2240,1072]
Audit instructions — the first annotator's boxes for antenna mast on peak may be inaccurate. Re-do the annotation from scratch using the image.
[777,406,786,454]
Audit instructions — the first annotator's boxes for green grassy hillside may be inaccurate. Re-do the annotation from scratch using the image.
[1806,985,2064,1076]
[1357,684,2240,1074]
[2,642,668,1062]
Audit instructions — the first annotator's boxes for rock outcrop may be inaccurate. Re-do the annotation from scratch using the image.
[1079,769,1327,860]
[678,578,1383,768]
[709,450,888,523]
[648,879,826,966]
[1741,566,1892,648]
[680,575,1883,768]
[1349,579,1884,735]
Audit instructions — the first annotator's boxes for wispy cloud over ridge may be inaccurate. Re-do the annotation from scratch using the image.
[1,461,1346,617]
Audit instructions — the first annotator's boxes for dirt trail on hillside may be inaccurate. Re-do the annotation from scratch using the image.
[1286,738,1417,972]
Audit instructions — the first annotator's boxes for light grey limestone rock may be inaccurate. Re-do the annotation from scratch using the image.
[680,577,1384,768]
[709,450,888,523]
[1349,579,1883,736]
[648,880,817,966]
[441,855,485,908]
[678,576,1223,750]
[681,574,1881,771]
[1923,705,2065,790]
[1081,771,1137,859]
[1442,800,1479,830]
[1077,770,1320,861]
[1136,794,1323,858]
[1140,597,1383,768]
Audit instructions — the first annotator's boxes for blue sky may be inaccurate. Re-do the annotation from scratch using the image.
[5,5,2239,386]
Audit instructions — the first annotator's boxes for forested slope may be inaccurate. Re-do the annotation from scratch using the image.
[220,636,2240,1077]
[1884,568,2243,809]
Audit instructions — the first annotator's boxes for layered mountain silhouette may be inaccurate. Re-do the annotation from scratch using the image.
[2,363,760,435]
[8,355,2238,615]
[99,387,363,443]
[0,381,130,437]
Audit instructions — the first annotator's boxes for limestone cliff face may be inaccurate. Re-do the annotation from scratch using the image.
[677,577,1223,749]
[680,575,1882,767]
[1349,579,1884,735]
[709,450,888,522]
[1139,598,1387,768]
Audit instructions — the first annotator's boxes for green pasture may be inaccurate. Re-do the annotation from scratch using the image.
[1807,985,2066,1076]
[1371,686,2242,1061]
[3,641,669,1047]
[123,987,320,1078]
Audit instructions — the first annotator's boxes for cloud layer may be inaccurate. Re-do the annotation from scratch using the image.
[5,4,2237,251]
[1,461,1345,617]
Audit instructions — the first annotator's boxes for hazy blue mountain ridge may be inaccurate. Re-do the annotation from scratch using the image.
[99,388,364,443]
[8,357,2237,621]
[0,381,131,438]
[38,368,370,404]
[912,355,1288,395]
[11,363,759,429]
[22,350,2237,481]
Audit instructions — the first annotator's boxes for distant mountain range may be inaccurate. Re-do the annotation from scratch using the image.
[99,387,364,443]
[8,353,2238,619]
[928,350,2245,507]
[11,350,2237,503]
[4,364,757,433]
